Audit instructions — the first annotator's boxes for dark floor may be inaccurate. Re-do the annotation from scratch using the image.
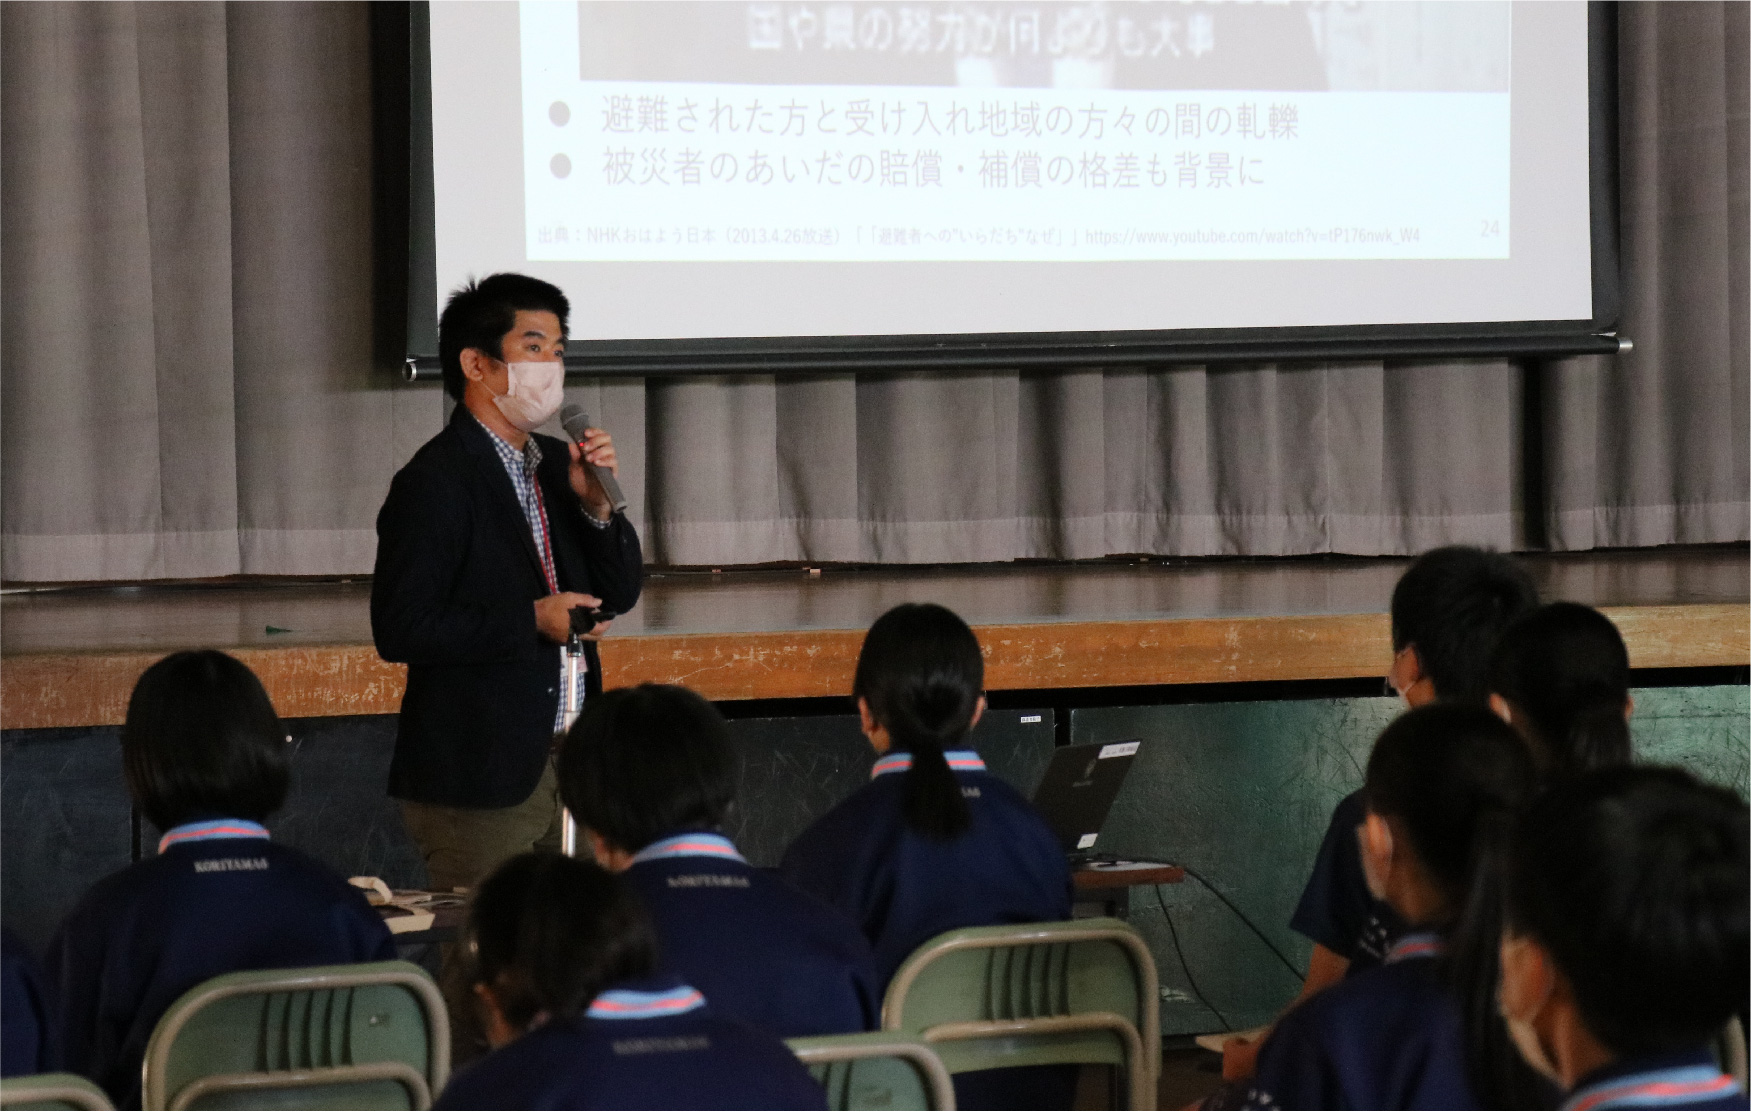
[1159,1044,1227,1110]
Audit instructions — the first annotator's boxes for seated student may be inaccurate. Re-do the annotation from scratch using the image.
[1240,704,1536,1111]
[1450,599,1642,1108]
[557,683,878,1038]
[1222,546,1542,1084]
[1498,768,1748,1112]
[780,603,1074,1111]
[1289,548,1539,984]
[45,650,394,1107]
[2,926,52,1078]
[1487,601,1635,776]
[434,853,826,1111]
[779,603,1072,984]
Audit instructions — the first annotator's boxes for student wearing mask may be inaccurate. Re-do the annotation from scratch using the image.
[434,853,827,1111]
[46,651,394,1107]
[1445,601,1643,1108]
[1226,547,1539,1082]
[1241,704,1537,1110]
[557,683,878,1038]
[780,603,1073,1110]
[1487,601,1635,776]
[1499,768,1748,1111]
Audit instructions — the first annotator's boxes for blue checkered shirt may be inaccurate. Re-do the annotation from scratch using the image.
[475,415,596,732]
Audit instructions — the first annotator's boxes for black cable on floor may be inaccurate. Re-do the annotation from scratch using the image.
[1178,865,1306,984]
[1154,883,1232,1032]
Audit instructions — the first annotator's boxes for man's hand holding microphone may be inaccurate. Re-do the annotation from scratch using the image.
[535,406,626,643]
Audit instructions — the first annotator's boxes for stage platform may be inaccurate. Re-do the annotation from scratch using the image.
[3,547,1746,729]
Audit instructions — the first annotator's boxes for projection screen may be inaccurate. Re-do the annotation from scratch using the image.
[423,1,1614,368]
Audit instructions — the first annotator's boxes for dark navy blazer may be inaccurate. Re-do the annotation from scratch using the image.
[434,977,827,1110]
[1,926,52,1078]
[45,822,395,1108]
[779,750,1073,986]
[1244,934,1477,1110]
[622,832,878,1037]
[373,408,643,808]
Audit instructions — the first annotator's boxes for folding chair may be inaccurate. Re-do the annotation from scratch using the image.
[0,1074,113,1111]
[141,960,448,1110]
[789,1032,957,1110]
[881,918,1160,1110]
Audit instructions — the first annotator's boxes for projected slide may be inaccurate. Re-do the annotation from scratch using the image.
[430,1,1591,339]
[520,1,1511,263]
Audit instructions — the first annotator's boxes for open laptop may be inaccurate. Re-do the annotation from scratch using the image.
[1030,739,1142,864]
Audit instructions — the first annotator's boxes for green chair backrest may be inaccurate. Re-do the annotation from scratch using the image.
[141,961,449,1111]
[788,1033,956,1111]
[0,1074,113,1111]
[881,918,1159,1110]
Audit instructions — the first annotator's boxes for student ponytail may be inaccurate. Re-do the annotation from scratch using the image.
[1487,602,1632,777]
[1363,705,1543,1109]
[854,604,984,841]
[1449,804,1556,1108]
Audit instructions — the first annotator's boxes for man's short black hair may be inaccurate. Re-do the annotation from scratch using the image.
[1506,766,1749,1057]
[437,273,570,401]
[557,685,735,854]
[122,650,290,831]
[1390,546,1538,704]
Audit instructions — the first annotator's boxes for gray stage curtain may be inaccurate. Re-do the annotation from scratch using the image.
[1537,0,1749,550]
[2,3,1744,580]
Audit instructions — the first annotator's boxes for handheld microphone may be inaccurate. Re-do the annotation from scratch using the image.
[559,404,628,514]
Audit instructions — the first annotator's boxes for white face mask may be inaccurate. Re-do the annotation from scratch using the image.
[491,360,565,432]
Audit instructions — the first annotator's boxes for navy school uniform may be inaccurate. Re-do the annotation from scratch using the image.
[1290,789,1407,972]
[1563,1048,1748,1111]
[45,820,396,1108]
[433,977,828,1110]
[622,832,878,1037]
[779,750,1073,986]
[2,926,52,1078]
[1243,932,1477,1110]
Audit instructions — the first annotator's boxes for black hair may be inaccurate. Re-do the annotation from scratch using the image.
[1487,602,1632,778]
[558,685,735,854]
[1504,766,1748,1059]
[122,650,290,831]
[1390,546,1539,705]
[853,603,984,841]
[1363,704,1537,922]
[1366,704,1544,1108]
[467,853,658,1034]
[437,273,570,402]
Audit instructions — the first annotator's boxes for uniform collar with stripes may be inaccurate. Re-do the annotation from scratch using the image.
[871,750,985,779]
[631,832,747,866]
[1383,931,1444,963]
[1565,1053,1743,1110]
[586,984,706,1021]
[158,818,270,855]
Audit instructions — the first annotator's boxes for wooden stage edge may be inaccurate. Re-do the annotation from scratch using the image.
[4,603,1745,731]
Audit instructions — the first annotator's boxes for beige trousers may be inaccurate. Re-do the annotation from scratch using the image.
[399,759,564,892]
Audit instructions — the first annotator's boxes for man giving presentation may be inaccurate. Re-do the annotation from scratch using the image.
[372,272,643,890]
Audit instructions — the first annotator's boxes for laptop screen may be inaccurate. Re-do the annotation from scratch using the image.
[1030,740,1141,856]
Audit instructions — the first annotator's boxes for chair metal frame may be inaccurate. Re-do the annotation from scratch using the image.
[789,1033,958,1111]
[141,963,449,1111]
[0,1073,114,1111]
[882,919,1160,1111]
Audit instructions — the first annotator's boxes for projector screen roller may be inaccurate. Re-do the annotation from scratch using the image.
[427,1,1605,352]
